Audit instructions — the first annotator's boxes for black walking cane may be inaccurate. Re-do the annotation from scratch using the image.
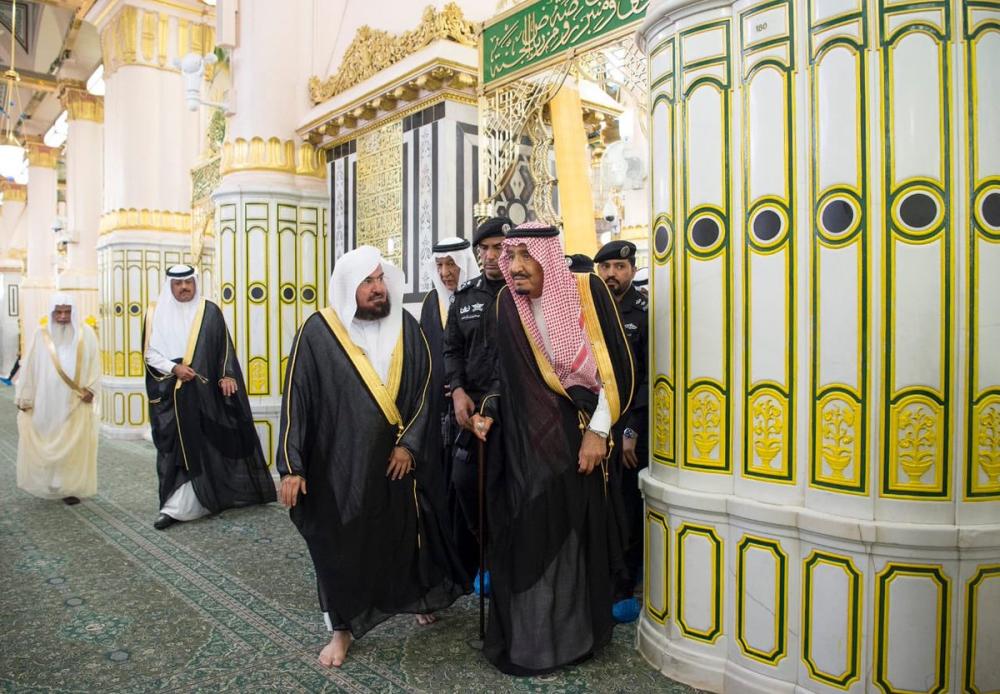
[469,437,487,650]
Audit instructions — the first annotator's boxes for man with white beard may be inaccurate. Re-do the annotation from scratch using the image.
[15,294,100,505]
[277,246,467,668]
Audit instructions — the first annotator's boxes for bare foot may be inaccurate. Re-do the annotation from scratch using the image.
[318,630,352,668]
[415,613,437,626]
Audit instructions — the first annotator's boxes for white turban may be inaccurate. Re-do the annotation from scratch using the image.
[329,246,404,382]
[149,264,201,362]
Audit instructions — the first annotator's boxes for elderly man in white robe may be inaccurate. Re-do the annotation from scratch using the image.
[16,294,100,505]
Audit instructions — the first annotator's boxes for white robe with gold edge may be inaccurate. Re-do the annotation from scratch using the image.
[15,322,100,499]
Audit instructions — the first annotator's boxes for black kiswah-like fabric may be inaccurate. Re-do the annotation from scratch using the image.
[143,301,276,512]
[276,311,468,638]
[419,290,478,576]
[482,273,634,675]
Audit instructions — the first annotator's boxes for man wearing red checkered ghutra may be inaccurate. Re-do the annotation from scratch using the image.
[471,222,635,675]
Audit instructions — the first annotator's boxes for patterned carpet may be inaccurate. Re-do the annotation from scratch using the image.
[0,387,699,693]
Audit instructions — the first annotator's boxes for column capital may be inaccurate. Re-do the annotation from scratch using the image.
[59,81,105,123]
[24,137,61,169]
[91,2,216,79]
[0,180,27,202]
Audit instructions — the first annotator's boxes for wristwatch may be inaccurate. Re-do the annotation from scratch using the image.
[623,427,638,440]
[586,424,609,438]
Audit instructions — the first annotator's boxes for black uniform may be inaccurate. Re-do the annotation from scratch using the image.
[442,273,505,556]
[610,283,649,596]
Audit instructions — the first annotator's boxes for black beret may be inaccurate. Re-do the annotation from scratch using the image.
[473,216,513,245]
[594,240,637,263]
[432,238,471,253]
[565,254,594,273]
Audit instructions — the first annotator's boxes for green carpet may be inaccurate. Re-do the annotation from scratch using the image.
[0,387,700,693]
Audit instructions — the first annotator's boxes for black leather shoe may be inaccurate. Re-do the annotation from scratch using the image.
[62,496,80,506]
[153,514,177,530]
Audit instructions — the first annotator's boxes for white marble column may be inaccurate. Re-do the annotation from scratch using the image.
[88,0,212,437]
[20,139,60,338]
[636,1,1000,692]
[0,181,26,373]
[56,81,104,322]
[213,0,328,463]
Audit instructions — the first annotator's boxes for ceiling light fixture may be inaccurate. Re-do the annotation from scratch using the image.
[0,0,25,180]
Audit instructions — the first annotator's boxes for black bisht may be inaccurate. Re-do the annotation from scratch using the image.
[143,300,276,512]
[482,273,634,675]
[277,310,468,638]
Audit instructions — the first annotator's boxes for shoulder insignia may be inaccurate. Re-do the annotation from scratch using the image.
[457,279,476,292]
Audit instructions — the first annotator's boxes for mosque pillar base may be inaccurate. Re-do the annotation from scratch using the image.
[96,230,210,437]
[638,471,1000,694]
[212,171,329,465]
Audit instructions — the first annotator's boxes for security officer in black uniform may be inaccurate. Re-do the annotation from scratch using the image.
[443,216,511,577]
[595,239,648,622]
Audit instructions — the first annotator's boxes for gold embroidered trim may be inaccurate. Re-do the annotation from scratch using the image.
[319,307,404,428]
[577,273,626,424]
[40,327,86,396]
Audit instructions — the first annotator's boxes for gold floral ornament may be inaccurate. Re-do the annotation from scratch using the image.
[978,406,1000,484]
[308,3,478,104]
[84,315,98,330]
[653,382,672,458]
[896,403,937,482]
[690,391,721,459]
[751,397,782,469]
[39,315,48,326]
[821,402,854,479]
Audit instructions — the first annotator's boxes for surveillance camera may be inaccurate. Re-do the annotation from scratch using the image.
[602,199,617,224]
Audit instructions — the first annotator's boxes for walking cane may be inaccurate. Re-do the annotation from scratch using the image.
[469,436,487,651]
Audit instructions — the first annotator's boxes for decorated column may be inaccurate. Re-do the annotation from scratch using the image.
[56,81,104,321]
[88,0,212,436]
[20,138,60,337]
[0,181,26,373]
[213,0,328,463]
[637,0,1000,692]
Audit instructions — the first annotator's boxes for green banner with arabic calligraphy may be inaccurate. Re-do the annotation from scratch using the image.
[482,0,649,87]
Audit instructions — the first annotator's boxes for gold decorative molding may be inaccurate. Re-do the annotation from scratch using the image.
[220,137,326,179]
[59,81,105,122]
[1,180,27,203]
[324,91,477,149]
[308,3,477,105]
[99,208,193,235]
[100,6,213,77]
[25,138,60,169]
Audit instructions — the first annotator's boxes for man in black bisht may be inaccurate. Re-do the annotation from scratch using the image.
[143,264,275,530]
[442,216,509,576]
[277,246,466,669]
[471,223,634,675]
[418,237,480,575]
[595,240,649,622]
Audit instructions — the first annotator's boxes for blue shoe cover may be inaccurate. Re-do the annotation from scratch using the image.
[474,570,491,596]
[612,597,641,623]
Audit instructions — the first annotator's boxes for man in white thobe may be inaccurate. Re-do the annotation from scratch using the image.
[16,294,100,505]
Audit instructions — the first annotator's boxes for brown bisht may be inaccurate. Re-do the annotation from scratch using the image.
[143,299,276,512]
[481,273,634,675]
[276,307,468,637]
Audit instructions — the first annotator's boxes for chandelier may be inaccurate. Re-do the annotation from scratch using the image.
[0,0,24,180]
